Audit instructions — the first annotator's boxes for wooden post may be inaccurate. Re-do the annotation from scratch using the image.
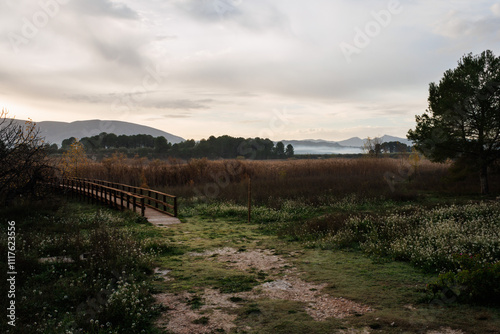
[79,180,82,201]
[141,197,145,216]
[86,182,89,204]
[174,197,178,217]
[84,181,88,204]
[248,177,251,223]
[98,185,101,205]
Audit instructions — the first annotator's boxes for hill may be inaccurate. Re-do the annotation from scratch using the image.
[9,119,185,146]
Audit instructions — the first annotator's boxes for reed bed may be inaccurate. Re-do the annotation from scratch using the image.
[57,155,496,206]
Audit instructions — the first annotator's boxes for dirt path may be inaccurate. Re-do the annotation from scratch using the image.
[152,219,469,334]
[154,247,373,333]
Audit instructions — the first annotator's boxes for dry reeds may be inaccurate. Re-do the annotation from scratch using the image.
[54,154,498,206]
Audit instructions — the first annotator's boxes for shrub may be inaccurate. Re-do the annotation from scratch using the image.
[428,255,500,305]
[0,203,160,334]
[320,202,500,273]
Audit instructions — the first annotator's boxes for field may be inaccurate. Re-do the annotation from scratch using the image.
[2,156,500,333]
[73,155,490,202]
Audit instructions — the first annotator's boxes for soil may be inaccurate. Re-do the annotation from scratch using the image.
[155,247,374,333]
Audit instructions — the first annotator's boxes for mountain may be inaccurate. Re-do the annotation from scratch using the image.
[379,135,412,146]
[9,119,185,146]
[336,137,365,147]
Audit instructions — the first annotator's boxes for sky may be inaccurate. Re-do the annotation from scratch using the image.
[1,0,499,142]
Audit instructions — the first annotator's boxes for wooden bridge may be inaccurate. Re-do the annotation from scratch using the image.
[51,177,181,227]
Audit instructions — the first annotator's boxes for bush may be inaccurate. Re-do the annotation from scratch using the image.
[428,254,500,305]
[318,202,500,273]
[0,203,161,334]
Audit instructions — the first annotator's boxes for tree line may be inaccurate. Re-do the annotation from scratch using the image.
[57,133,295,160]
[364,137,411,156]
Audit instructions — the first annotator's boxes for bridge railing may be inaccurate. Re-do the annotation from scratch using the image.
[53,178,146,216]
[79,178,177,217]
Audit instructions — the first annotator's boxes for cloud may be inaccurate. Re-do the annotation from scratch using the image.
[433,10,473,38]
[1,0,500,141]
[492,4,500,17]
[433,8,500,41]
[177,0,292,34]
[70,0,139,19]
[152,99,213,110]
[178,0,243,22]
[161,113,192,119]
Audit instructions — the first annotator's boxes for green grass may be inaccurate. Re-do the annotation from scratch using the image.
[3,192,500,333]
[159,198,500,334]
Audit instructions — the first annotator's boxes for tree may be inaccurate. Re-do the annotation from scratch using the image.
[285,144,294,158]
[60,140,89,178]
[0,110,53,205]
[381,141,410,154]
[408,50,500,194]
[363,137,382,157]
[274,141,285,159]
[102,133,118,149]
[154,136,170,153]
[61,136,77,150]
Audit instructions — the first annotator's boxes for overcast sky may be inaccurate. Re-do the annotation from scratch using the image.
[1,0,499,141]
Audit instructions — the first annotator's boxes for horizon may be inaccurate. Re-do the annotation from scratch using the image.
[9,117,411,144]
[2,1,499,141]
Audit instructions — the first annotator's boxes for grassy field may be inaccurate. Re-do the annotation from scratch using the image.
[160,197,500,333]
[3,157,500,333]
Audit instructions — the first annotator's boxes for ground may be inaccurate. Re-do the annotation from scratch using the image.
[149,214,496,334]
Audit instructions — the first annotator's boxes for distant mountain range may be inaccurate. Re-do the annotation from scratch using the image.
[9,119,185,146]
[281,135,412,155]
[7,118,410,154]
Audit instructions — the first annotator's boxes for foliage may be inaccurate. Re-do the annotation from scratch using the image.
[315,202,500,274]
[61,133,295,160]
[408,50,500,194]
[0,110,53,205]
[381,141,411,153]
[428,255,500,305]
[59,139,89,177]
[79,132,165,152]
[0,202,162,333]
[363,137,382,156]
[285,143,294,157]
